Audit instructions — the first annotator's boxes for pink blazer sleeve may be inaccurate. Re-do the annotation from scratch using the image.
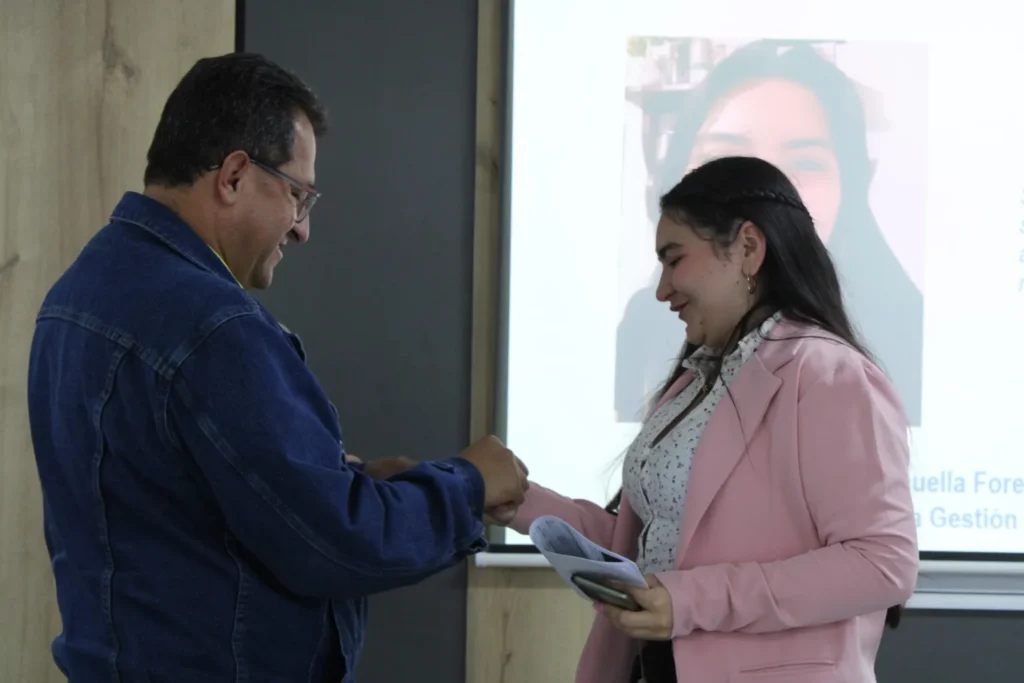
[508,483,618,550]
[657,358,919,636]
[507,375,690,548]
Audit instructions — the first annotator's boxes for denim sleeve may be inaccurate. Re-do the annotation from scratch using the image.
[166,311,487,600]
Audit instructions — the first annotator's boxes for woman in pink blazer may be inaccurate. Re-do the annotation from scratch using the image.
[502,156,918,682]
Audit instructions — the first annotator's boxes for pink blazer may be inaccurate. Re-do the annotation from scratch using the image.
[510,321,918,682]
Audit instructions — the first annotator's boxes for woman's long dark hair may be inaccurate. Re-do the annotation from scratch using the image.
[611,155,904,628]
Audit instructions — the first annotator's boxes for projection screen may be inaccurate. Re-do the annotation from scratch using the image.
[475,0,1024,610]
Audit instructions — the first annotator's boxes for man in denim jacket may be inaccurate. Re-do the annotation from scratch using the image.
[27,53,528,682]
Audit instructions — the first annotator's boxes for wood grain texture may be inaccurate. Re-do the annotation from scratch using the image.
[467,567,595,683]
[0,2,233,680]
[465,2,594,681]
[469,0,503,446]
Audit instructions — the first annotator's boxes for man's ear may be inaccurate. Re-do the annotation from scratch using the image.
[214,150,251,205]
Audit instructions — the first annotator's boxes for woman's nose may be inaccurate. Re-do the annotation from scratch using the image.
[655,276,672,302]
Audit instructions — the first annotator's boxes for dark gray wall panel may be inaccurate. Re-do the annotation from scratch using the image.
[244,1,478,681]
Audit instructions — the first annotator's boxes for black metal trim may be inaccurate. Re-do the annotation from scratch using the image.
[234,0,246,52]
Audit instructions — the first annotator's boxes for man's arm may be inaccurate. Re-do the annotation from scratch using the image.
[165,311,487,600]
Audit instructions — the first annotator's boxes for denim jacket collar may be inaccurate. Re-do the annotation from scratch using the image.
[109,191,240,288]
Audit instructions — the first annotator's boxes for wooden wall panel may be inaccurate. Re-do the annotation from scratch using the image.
[466,566,594,683]
[465,2,593,681]
[0,2,234,680]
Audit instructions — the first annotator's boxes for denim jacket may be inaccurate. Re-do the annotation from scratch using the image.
[27,192,488,682]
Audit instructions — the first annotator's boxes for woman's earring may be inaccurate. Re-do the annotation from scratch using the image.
[746,275,756,294]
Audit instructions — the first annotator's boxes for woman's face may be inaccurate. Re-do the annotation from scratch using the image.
[654,215,764,349]
[685,79,842,243]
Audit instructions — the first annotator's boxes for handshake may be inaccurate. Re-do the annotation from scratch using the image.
[345,435,529,525]
[459,435,529,525]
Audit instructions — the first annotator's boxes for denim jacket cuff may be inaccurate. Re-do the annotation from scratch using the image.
[433,457,485,520]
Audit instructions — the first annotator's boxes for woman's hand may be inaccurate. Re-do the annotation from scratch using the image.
[597,575,674,641]
[484,503,519,526]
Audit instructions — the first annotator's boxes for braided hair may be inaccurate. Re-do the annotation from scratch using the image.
[609,155,905,629]
[721,188,809,212]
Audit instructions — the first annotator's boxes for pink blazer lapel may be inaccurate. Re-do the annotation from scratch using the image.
[678,352,783,555]
[670,321,806,559]
[631,322,810,561]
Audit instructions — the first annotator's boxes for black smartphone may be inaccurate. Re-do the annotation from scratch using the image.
[570,574,641,611]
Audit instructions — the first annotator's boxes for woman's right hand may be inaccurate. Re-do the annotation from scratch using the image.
[484,502,520,526]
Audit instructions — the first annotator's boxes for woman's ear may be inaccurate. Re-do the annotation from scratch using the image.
[738,220,767,276]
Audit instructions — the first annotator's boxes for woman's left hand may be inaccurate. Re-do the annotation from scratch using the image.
[598,574,674,641]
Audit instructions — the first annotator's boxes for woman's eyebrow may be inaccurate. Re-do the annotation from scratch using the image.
[698,133,833,152]
[785,137,833,151]
[698,132,750,146]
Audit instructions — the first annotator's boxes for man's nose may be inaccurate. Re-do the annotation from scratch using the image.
[290,219,310,244]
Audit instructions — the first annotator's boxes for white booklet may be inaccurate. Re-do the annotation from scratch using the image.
[527,515,647,601]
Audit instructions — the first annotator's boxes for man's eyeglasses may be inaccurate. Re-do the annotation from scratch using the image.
[207,157,320,222]
[249,159,320,222]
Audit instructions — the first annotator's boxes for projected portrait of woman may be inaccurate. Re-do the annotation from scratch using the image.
[615,39,924,425]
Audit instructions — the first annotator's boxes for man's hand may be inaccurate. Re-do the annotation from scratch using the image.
[460,435,529,516]
[596,575,674,641]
